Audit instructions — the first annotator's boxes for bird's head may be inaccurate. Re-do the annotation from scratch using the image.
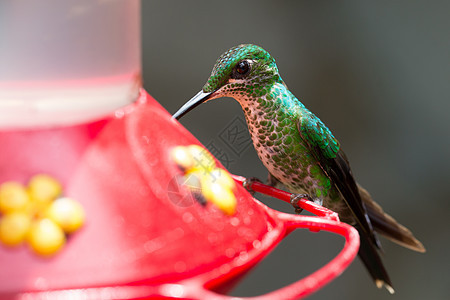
[173,44,282,120]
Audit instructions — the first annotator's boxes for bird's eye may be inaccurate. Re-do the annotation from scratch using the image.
[236,60,250,75]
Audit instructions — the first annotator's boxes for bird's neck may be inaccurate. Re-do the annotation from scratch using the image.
[237,81,305,121]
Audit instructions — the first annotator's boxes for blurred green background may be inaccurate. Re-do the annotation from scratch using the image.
[142,1,449,299]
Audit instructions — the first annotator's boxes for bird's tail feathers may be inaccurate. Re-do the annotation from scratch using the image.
[358,185,426,253]
[356,224,395,294]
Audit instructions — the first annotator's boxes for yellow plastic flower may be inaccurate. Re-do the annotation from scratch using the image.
[45,197,85,234]
[202,181,237,215]
[28,174,63,205]
[171,145,237,215]
[171,146,195,170]
[0,182,30,214]
[28,218,66,256]
[0,212,31,246]
[187,145,216,174]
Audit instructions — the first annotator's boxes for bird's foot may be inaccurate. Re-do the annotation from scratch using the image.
[243,177,262,196]
[266,172,281,187]
[290,193,314,214]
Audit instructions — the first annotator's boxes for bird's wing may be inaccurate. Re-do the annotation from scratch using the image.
[297,113,381,248]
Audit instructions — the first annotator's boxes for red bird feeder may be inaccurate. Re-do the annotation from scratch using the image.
[0,90,359,299]
[0,2,359,298]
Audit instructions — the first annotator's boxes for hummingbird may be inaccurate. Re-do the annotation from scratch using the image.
[172,44,425,293]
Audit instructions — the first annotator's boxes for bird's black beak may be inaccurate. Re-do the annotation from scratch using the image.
[172,90,214,120]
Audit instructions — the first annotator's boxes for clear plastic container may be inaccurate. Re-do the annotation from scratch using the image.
[0,0,141,128]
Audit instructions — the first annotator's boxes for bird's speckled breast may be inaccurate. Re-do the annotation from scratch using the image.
[239,83,342,206]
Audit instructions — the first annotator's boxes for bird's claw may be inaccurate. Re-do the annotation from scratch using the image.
[290,193,313,214]
[243,177,262,196]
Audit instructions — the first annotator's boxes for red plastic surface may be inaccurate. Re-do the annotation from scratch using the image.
[0,90,359,299]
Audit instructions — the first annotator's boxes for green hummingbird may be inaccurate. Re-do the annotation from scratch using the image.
[172,44,425,293]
